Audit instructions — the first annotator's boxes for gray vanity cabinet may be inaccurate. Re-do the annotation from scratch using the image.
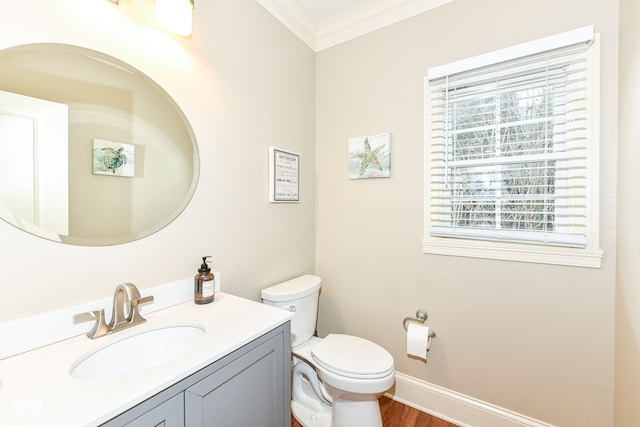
[101,322,291,427]
[185,328,285,426]
[121,393,185,427]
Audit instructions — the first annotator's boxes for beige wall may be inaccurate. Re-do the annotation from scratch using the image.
[315,0,618,425]
[0,0,316,320]
[615,0,640,425]
[1,0,634,425]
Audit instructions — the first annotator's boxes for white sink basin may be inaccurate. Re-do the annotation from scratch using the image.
[70,323,205,380]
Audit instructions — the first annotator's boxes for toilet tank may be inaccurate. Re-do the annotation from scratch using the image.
[261,275,321,348]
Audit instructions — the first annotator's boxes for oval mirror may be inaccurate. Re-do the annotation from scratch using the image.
[0,43,199,246]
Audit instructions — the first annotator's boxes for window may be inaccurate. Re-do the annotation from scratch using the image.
[423,27,602,267]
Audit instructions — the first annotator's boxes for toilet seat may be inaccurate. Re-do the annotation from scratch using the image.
[311,334,394,379]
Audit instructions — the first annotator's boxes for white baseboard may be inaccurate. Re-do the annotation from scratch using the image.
[386,372,555,427]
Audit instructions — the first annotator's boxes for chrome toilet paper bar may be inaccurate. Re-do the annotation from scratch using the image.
[402,309,436,338]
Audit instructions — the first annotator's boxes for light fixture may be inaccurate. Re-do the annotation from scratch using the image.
[156,0,194,37]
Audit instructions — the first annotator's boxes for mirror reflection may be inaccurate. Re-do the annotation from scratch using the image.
[0,43,199,245]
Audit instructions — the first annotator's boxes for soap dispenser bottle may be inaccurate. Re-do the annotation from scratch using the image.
[194,256,215,304]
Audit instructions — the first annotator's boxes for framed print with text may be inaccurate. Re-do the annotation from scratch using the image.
[269,146,300,202]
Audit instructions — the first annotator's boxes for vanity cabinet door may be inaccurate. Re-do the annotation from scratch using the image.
[125,393,184,427]
[103,392,184,427]
[185,333,286,427]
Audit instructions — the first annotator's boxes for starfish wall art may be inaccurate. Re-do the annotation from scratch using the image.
[348,132,391,179]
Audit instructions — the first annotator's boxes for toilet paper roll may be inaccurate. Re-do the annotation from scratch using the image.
[407,323,431,361]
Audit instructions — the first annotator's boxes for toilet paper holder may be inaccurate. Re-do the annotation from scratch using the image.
[403,309,436,338]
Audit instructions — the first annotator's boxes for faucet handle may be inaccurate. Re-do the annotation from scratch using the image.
[128,295,155,326]
[135,295,154,306]
[73,310,99,323]
[73,309,110,339]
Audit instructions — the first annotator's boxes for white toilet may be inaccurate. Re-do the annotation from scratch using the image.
[261,275,395,427]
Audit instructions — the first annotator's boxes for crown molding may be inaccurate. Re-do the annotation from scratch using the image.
[256,0,318,49]
[256,0,454,52]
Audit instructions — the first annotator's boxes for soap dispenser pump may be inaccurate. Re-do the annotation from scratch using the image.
[194,256,215,305]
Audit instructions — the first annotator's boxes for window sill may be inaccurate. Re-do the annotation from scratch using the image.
[422,237,603,268]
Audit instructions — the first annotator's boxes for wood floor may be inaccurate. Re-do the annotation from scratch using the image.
[291,396,458,427]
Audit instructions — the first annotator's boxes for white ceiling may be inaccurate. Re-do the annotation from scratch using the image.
[294,0,368,21]
[256,0,454,51]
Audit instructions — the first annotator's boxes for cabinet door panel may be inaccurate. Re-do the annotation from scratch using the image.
[123,393,184,427]
[185,334,284,427]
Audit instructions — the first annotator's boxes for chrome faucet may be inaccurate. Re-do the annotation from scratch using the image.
[74,283,154,339]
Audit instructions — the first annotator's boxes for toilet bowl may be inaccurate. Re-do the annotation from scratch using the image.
[261,275,395,427]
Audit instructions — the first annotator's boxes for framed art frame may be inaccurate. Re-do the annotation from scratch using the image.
[92,138,135,177]
[348,132,391,179]
[269,146,300,202]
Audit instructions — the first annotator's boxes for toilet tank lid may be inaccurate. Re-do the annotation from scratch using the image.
[261,275,321,302]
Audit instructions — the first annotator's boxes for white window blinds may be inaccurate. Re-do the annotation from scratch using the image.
[426,27,596,249]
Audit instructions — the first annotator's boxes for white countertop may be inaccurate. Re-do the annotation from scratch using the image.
[0,293,293,426]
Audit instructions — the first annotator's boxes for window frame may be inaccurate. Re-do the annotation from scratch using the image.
[423,27,603,268]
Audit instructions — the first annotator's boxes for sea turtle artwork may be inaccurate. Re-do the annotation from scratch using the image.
[348,133,391,179]
[92,139,135,177]
[99,146,127,174]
